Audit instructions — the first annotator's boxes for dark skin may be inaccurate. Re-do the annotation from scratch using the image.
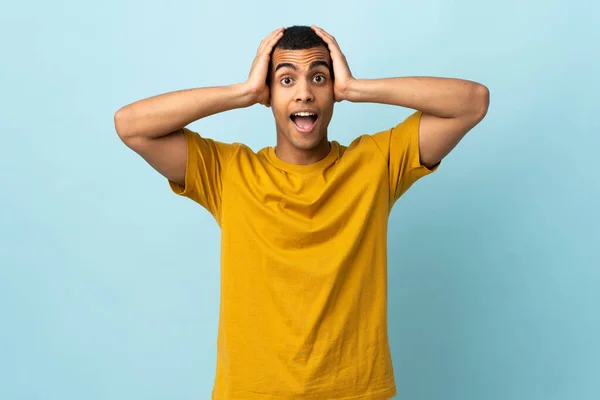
[269,46,335,164]
[116,25,487,202]
[246,25,488,169]
[242,26,348,166]
[268,46,335,165]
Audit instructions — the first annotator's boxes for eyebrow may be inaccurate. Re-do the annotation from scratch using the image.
[274,60,330,73]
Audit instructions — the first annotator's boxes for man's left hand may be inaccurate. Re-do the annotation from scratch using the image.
[311,25,355,102]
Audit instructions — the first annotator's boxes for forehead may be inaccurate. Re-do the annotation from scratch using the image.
[272,47,331,70]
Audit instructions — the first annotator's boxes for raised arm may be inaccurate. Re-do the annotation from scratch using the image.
[113,27,284,186]
[311,25,490,170]
[342,77,489,169]
[114,84,254,187]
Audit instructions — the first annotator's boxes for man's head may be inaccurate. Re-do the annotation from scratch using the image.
[267,26,335,162]
[267,26,334,84]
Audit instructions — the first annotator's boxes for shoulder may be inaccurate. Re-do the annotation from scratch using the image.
[182,127,244,159]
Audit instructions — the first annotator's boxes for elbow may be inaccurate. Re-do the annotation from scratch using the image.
[114,108,133,141]
[473,84,490,119]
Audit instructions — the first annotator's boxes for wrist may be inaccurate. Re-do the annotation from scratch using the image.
[236,82,260,107]
[340,78,361,102]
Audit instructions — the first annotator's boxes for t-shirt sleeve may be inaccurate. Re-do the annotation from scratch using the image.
[168,127,239,223]
[369,110,441,208]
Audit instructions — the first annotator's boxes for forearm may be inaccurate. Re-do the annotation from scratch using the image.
[114,83,255,140]
[343,76,488,118]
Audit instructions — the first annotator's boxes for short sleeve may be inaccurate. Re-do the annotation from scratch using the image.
[370,111,441,208]
[168,127,239,223]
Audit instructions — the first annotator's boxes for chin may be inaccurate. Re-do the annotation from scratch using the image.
[289,131,325,149]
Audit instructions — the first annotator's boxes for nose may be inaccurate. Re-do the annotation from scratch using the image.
[295,79,314,102]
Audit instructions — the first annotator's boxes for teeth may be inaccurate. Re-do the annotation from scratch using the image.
[292,112,315,117]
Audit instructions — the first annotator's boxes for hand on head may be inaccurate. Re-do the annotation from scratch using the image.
[245,27,285,107]
[244,25,355,107]
[310,25,354,102]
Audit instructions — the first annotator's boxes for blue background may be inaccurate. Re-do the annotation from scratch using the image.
[1,0,598,399]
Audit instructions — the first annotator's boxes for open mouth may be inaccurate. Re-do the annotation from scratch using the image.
[290,111,319,133]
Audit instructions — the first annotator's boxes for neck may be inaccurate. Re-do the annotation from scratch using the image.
[274,137,331,165]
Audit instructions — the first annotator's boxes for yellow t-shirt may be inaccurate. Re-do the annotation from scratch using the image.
[169,111,440,399]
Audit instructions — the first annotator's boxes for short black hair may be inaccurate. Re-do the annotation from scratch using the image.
[267,25,334,85]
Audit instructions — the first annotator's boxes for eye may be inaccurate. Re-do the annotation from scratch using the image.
[313,74,325,83]
[281,77,293,86]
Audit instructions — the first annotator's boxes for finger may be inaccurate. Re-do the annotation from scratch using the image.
[311,26,340,53]
[257,31,276,54]
[264,30,284,53]
[311,25,330,37]
[258,27,284,54]
[312,25,339,46]
[262,27,284,44]
[257,31,283,55]
[314,26,339,48]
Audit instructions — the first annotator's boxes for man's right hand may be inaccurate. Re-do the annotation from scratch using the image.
[244,27,284,107]
[115,28,285,188]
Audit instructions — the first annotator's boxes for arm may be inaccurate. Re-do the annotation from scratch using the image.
[113,27,285,187]
[114,84,255,187]
[312,26,490,170]
[343,77,489,169]
[114,84,256,141]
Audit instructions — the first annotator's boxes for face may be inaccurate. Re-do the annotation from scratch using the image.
[269,46,334,156]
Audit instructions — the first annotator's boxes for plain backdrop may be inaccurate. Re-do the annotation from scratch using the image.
[1,0,598,399]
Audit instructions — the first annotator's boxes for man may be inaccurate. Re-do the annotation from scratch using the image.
[114,25,489,400]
